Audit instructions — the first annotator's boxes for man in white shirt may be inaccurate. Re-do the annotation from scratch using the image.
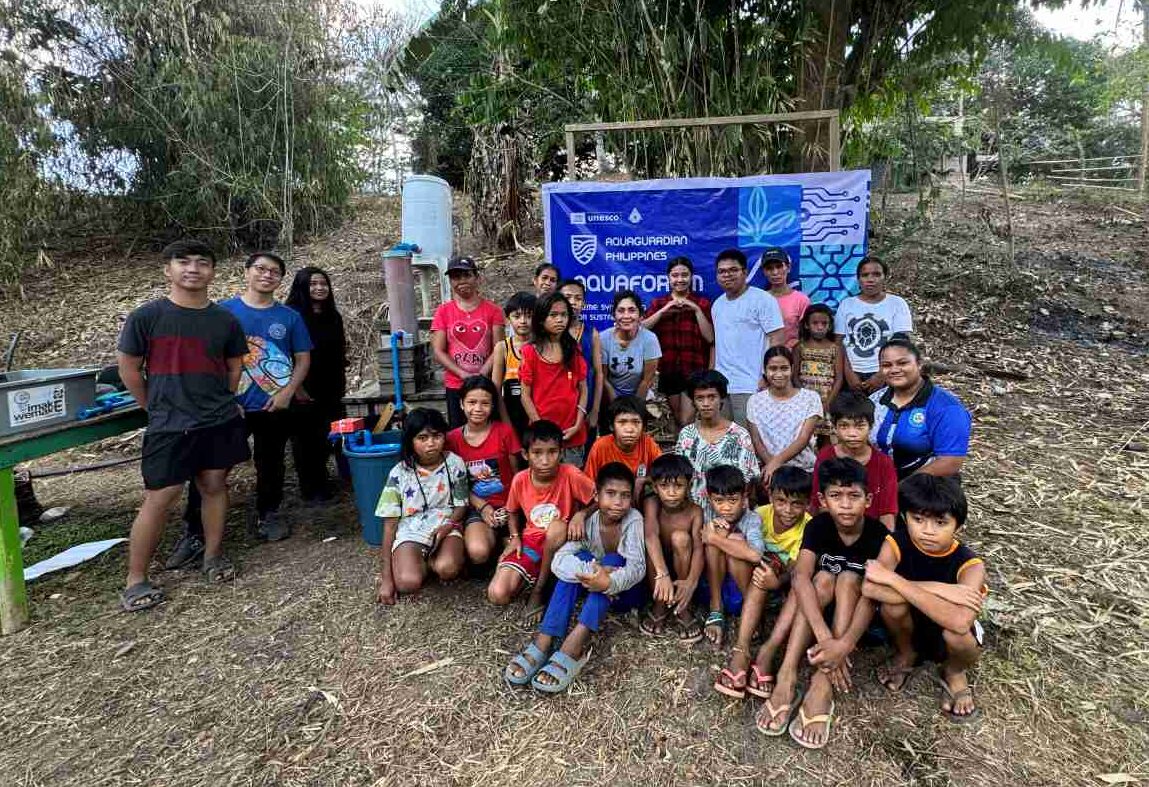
[834,255,913,394]
[710,248,785,425]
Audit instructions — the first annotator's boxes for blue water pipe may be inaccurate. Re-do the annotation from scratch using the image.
[390,330,406,413]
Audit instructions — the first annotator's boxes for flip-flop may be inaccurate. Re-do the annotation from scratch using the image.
[932,670,981,723]
[755,688,803,736]
[639,609,670,637]
[531,648,592,694]
[878,663,917,693]
[789,701,836,750]
[747,664,775,699]
[703,611,725,647]
[676,615,704,644]
[504,642,551,686]
[713,667,747,699]
[120,581,166,613]
[202,555,236,583]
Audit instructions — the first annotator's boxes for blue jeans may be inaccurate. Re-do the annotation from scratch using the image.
[540,550,643,637]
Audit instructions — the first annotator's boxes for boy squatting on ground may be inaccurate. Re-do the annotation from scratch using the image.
[756,457,887,749]
[639,453,705,642]
[486,420,596,621]
[714,466,812,698]
[698,464,772,648]
[863,473,987,722]
[504,462,646,692]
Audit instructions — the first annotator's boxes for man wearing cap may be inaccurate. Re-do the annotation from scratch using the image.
[430,256,506,427]
[710,247,785,426]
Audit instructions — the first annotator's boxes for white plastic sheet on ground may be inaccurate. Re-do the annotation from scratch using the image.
[24,538,127,582]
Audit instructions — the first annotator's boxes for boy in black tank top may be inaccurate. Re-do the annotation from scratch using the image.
[862,474,987,722]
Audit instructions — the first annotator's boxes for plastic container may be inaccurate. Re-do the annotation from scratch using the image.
[0,368,97,437]
[342,430,402,546]
[401,175,453,262]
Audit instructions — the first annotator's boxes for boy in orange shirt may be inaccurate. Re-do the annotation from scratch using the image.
[582,396,662,500]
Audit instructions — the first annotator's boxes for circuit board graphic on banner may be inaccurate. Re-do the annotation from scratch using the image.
[542,170,870,327]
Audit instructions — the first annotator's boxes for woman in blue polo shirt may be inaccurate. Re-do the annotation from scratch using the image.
[870,337,970,479]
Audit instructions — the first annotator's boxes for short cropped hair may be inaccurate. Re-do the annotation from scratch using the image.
[898,474,968,527]
[705,464,746,497]
[459,375,499,403]
[504,290,537,317]
[534,262,559,278]
[715,248,748,269]
[246,251,286,275]
[858,254,889,276]
[607,395,649,427]
[596,461,636,491]
[666,256,693,275]
[829,392,876,425]
[161,239,216,265]
[817,457,868,492]
[770,466,813,498]
[557,278,585,294]
[687,369,728,400]
[522,419,564,449]
[612,289,644,317]
[649,453,694,484]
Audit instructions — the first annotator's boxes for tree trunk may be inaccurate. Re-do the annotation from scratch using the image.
[794,0,852,172]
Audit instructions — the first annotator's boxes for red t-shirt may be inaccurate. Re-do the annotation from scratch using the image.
[518,344,588,447]
[505,464,595,536]
[430,298,505,389]
[445,422,522,508]
[810,444,899,518]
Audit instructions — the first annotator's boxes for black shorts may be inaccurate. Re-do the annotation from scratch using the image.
[141,417,251,491]
[911,610,985,663]
[658,371,691,397]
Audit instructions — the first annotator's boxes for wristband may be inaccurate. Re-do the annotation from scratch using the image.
[479,501,491,512]
[654,571,669,580]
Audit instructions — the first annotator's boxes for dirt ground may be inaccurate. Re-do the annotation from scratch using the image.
[1,189,1147,786]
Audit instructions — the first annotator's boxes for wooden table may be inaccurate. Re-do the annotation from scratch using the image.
[0,407,147,634]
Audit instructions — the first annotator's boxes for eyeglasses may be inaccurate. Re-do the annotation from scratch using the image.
[250,265,283,278]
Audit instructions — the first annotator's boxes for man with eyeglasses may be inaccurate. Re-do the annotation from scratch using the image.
[168,252,312,565]
[710,248,785,427]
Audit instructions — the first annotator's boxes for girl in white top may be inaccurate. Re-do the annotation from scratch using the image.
[746,346,823,482]
[835,255,913,395]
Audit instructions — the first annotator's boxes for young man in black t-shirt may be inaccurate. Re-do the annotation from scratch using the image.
[755,457,886,749]
[116,240,251,612]
[863,474,987,722]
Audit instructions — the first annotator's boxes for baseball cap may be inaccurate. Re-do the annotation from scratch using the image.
[760,248,791,266]
[447,255,478,274]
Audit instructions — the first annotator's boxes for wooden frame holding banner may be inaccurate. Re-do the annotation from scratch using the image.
[563,110,842,179]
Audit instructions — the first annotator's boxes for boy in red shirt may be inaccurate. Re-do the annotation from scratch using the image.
[430,256,505,428]
[810,392,898,530]
[582,396,662,500]
[487,420,595,622]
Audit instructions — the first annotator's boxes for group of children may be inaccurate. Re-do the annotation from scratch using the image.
[373,252,985,749]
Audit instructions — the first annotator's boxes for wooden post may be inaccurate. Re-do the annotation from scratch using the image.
[565,131,577,181]
[0,467,28,635]
[828,113,841,171]
[1140,0,1149,197]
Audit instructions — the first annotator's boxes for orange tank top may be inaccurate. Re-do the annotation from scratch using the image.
[504,336,523,381]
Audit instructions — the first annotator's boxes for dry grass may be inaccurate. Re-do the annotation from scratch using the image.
[0,190,1146,786]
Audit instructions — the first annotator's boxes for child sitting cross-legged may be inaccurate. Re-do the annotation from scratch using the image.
[487,419,595,622]
[505,462,647,692]
[639,454,705,642]
[583,395,663,500]
[862,474,987,723]
[756,457,887,749]
[714,466,811,698]
[376,408,470,604]
[698,464,769,648]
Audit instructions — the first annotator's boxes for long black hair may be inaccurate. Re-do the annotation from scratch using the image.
[531,292,578,368]
[286,266,339,318]
[400,407,449,468]
[799,303,837,342]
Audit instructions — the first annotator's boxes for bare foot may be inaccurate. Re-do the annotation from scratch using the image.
[522,591,546,625]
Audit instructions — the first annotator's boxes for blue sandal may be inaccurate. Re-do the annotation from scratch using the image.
[703,610,725,647]
[531,648,593,694]
[504,642,551,686]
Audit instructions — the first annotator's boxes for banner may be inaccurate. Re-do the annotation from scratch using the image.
[543,170,870,328]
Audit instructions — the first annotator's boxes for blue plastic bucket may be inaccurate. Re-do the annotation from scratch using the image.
[342,430,402,546]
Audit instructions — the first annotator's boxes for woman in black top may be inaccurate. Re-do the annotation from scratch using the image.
[286,266,349,501]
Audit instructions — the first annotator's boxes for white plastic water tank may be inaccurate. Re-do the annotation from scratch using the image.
[401,175,453,262]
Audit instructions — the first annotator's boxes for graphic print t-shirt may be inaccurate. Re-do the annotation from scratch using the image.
[431,299,505,389]
[117,298,248,433]
[800,512,887,576]
[600,327,661,395]
[834,294,913,374]
[504,464,595,537]
[445,422,522,508]
[220,298,313,412]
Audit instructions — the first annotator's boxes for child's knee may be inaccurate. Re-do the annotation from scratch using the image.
[467,540,493,564]
[669,528,692,554]
[881,601,912,623]
[813,571,836,601]
[943,628,980,658]
[545,522,568,548]
[434,556,463,581]
[487,577,516,606]
[394,568,424,594]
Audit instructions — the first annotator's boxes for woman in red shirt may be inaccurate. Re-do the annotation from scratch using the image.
[644,256,713,428]
[519,292,588,465]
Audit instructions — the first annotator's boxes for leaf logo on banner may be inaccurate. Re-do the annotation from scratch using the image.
[571,234,597,265]
[738,187,798,245]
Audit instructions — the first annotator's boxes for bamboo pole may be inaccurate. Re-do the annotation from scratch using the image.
[1140,0,1149,197]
